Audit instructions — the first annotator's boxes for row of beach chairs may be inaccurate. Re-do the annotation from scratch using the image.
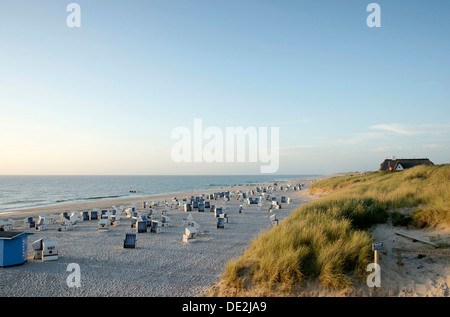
[3,185,293,249]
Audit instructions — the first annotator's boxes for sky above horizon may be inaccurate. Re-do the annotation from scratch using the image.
[1,0,449,175]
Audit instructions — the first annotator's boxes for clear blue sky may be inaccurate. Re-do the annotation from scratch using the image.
[1,0,449,175]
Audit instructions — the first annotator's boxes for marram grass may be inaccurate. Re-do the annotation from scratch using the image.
[219,164,449,295]
[310,164,450,228]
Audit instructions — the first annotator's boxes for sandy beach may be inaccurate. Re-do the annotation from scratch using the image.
[0,177,321,297]
[1,175,448,298]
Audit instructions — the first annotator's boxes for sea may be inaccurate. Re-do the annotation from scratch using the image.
[0,175,318,212]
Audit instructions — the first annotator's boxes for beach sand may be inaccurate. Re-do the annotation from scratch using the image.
[368,222,450,297]
[0,177,321,297]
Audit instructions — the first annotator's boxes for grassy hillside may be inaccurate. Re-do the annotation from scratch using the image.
[215,164,450,296]
[309,164,450,229]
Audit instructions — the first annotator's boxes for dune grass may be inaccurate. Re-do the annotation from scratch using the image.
[218,164,450,295]
[310,164,450,228]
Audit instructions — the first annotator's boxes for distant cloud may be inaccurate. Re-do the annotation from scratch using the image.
[334,123,450,147]
[370,123,450,136]
[369,145,416,153]
[370,123,415,135]
[424,144,443,149]
[369,146,395,153]
[336,132,385,145]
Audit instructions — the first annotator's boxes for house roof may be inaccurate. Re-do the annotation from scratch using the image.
[379,158,434,171]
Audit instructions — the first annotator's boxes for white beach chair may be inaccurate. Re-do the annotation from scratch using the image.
[124,208,132,218]
[0,219,14,231]
[58,219,71,231]
[150,220,161,234]
[23,217,36,228]
[35,217,46,231]
[60,212,70,222]
[182,226,198,243]
[6,219,15,230]
[98,219,110,232]
[32,239,43,260]
[182,213,194,226]
[32,239,58,261]
[111,213,121,226]
[70,213,80,227]
[161,215,170,227]
[42,240,58,261]
[270,214,279,227]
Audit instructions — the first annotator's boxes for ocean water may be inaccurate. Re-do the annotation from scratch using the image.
[0,175,317,212]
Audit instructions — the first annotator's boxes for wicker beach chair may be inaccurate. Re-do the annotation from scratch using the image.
[69,213,80,227]
[150,220,161,233]
[217,216,226,229]
[90,209,98,220]
[60,212,70,221]
[32,239,43,260]
[32,239,58,261]
[58,219,71,231]
[82,211,90,221]
[214,207,223,218]
[161,215,170,227]
[100,210,109,219]
[182,226,198,243]
[136,220,147,233]
[35,217,46,231]
[182,213,194,226]
[23,217,35,228]
[131,217,137,229]
[270,214,278,227]
[123,232,137,248]
[98,219,109,232]
[0,219,14,231]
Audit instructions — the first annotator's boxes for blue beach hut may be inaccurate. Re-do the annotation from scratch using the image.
[0,231,33,267]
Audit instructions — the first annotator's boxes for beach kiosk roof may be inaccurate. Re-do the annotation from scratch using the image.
[0,231,33,267]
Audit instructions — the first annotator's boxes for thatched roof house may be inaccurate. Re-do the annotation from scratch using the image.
[379,158,434,171]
